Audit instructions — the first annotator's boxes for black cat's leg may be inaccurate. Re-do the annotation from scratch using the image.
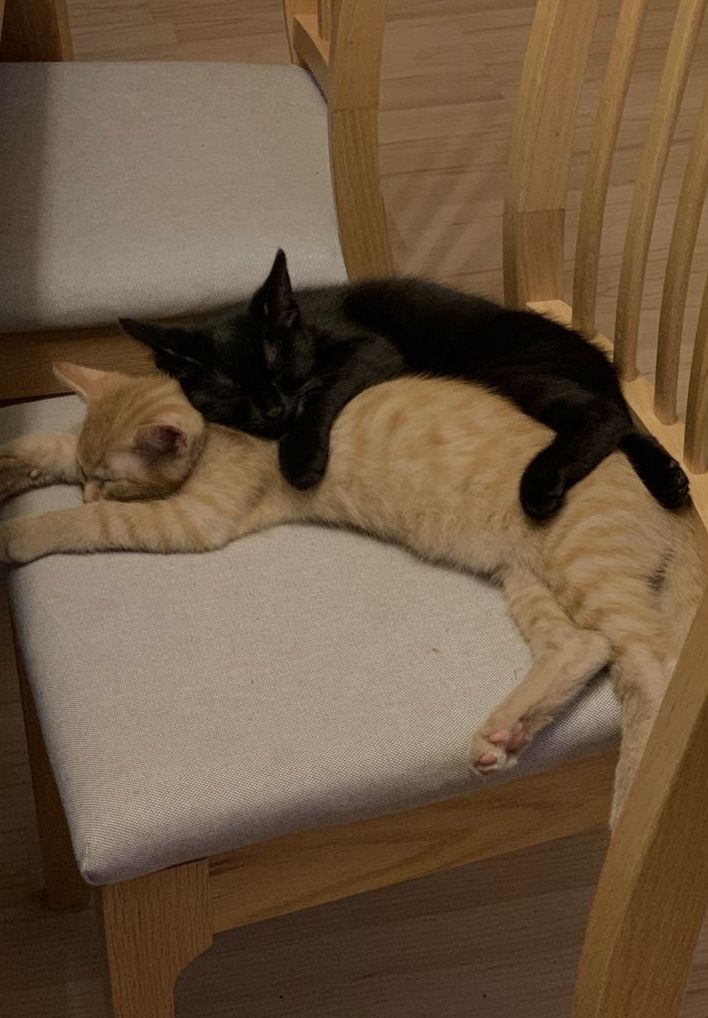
[619,430,689,509]
[278,387,354,490]
[278,342,401,491]
[520,401,629,520]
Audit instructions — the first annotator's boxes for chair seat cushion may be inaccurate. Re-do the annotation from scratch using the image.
[0,397,619,885]
[0,63,346,331]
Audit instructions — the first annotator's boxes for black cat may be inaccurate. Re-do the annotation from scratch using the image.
[121,250,689,519]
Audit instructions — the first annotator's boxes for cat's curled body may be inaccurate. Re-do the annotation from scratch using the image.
[121,251,690,519]
[1,363,704,822]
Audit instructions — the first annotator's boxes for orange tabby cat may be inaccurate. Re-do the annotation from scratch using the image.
[1,362,704,822]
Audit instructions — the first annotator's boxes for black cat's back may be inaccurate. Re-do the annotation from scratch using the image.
[343,277,617,392]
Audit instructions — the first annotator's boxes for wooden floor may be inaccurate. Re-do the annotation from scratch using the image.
[3,1,708,1015]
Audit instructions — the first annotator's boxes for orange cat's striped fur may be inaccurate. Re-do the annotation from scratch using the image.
[1,363,704,822]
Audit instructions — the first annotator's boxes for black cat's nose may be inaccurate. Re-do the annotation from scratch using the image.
[264,404,283,419]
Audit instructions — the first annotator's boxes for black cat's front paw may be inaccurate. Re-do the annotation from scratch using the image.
[520,460,566,520]
[278,433,329,491]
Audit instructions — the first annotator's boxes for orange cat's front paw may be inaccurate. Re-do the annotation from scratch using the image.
[470,721,527,775]
[0,452,41,502]
[0,519,43,564]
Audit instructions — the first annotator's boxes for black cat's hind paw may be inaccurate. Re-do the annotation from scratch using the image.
[622,433,691,510]
[519,461,566,521]
[651,457,690,509]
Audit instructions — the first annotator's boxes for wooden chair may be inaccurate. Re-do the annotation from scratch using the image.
[2,2,708,1017]
[0,0,391,404]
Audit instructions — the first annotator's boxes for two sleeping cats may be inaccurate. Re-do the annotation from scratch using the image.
[0,255,702,820]
[121,249,689,519]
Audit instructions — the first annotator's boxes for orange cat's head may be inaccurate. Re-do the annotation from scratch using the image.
[54,362,206,502]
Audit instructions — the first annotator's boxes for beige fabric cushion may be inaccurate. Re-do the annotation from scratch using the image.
[0,396,619,886]
[0,62,346,331]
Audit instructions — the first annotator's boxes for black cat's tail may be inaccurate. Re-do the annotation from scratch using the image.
[619,431,690,509]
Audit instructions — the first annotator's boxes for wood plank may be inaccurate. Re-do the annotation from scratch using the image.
[316,0,330,41]
[102,862,212,1018]
[327,0,392,277]
[282,0,316,63]
[503,208,564,308]
[292,13,329,93]
[503,0,601,304]
[209,750,615,932]
[0,329,152,403]
[572,593,708,1018]
[685,274,708,473]
[0,0,73,59]
[180,831,611,1018]
[572,0,650,333]
[655,82,708,423]
[330,107,393,277]
[614,0,708,380]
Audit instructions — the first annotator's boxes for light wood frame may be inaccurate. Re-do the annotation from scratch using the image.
[505,0,708,1013]
[0,0,392,404]
[5,1,708,1016]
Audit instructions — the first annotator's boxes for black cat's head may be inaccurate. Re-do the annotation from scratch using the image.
[120,250,317,439]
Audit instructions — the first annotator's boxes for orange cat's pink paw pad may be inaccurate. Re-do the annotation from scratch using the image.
[487,730,510,744]
[470,721,527,776]
[508,721,526,751]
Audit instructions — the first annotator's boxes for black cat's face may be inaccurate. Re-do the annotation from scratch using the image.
[120,251,317,439]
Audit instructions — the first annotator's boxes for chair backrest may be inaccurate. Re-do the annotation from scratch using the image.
[505,4,708,1015]
[504,0,708,501]
[282,1,392,278]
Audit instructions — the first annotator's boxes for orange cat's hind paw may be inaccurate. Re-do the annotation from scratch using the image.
[470,721,526,775]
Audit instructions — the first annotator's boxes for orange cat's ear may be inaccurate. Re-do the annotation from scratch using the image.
[53,362,113,403]
[132,423,188,461]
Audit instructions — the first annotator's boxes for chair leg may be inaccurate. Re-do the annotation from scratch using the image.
[16,651,91,909]
[571,594,708,1017]
[102,861,213,1018]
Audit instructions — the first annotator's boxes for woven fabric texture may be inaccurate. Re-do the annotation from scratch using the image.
[0,62,345,330]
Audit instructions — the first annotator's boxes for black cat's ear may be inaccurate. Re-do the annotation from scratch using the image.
[249,249,300,330]
[119,319,204,371]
